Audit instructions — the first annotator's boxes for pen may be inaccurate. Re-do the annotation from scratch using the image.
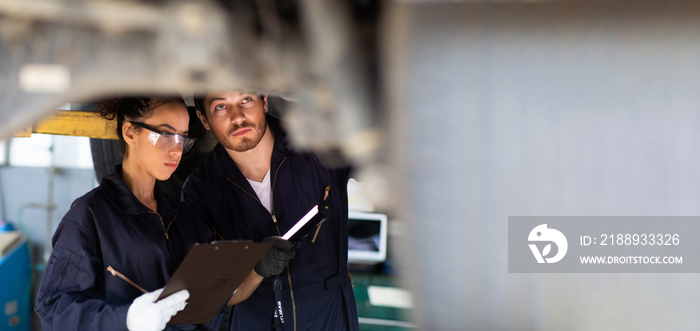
[107,265,148,294]
[311,186,331,243]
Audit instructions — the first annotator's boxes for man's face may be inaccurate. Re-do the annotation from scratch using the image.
[198,91,268,152]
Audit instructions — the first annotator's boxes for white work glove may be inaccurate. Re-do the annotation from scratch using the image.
[126,288,189,331]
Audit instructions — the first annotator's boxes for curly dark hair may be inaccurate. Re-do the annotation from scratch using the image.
[193,95,207,118]
[96,96,188,157]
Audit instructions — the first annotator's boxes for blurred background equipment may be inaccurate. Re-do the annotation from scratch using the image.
[5,0,700,330]
[0,229,31,331]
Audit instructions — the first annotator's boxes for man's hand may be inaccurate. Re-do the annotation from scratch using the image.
[254,237,296,277]
[126,288,189,331]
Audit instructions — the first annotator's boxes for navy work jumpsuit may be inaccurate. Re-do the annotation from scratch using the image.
[182,116,360,330]
[35,166,222,330]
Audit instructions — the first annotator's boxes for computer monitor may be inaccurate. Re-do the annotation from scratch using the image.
[347,211,387,264]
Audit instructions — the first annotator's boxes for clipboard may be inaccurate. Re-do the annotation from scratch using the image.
[156,240,272,325]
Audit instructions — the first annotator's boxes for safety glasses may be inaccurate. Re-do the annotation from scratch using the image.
[131,122,195,153]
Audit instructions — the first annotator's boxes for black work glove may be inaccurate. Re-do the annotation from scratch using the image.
[254,236,296,277]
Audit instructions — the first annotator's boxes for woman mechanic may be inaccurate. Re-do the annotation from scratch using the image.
[34,96,222,330]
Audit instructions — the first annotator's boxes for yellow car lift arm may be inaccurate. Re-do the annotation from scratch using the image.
[15,111,117,140]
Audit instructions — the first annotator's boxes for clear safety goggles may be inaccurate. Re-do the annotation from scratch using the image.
[131,121,195,153]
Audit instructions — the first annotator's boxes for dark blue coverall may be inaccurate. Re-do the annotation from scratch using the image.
[182,115,360,331]
[35,166,222,330]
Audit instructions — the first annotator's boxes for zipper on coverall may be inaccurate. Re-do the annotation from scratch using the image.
[149,210,176,241]
[227,157,301,331]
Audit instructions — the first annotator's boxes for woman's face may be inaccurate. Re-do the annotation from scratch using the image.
[127,101,191,181]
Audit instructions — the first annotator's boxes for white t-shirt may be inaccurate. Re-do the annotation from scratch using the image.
[246,168,273,214]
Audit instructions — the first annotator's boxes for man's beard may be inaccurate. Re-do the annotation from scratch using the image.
[223,120,267,152]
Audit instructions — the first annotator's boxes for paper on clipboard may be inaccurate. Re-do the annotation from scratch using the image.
[282,200,332,243]
[157,240,272,325]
